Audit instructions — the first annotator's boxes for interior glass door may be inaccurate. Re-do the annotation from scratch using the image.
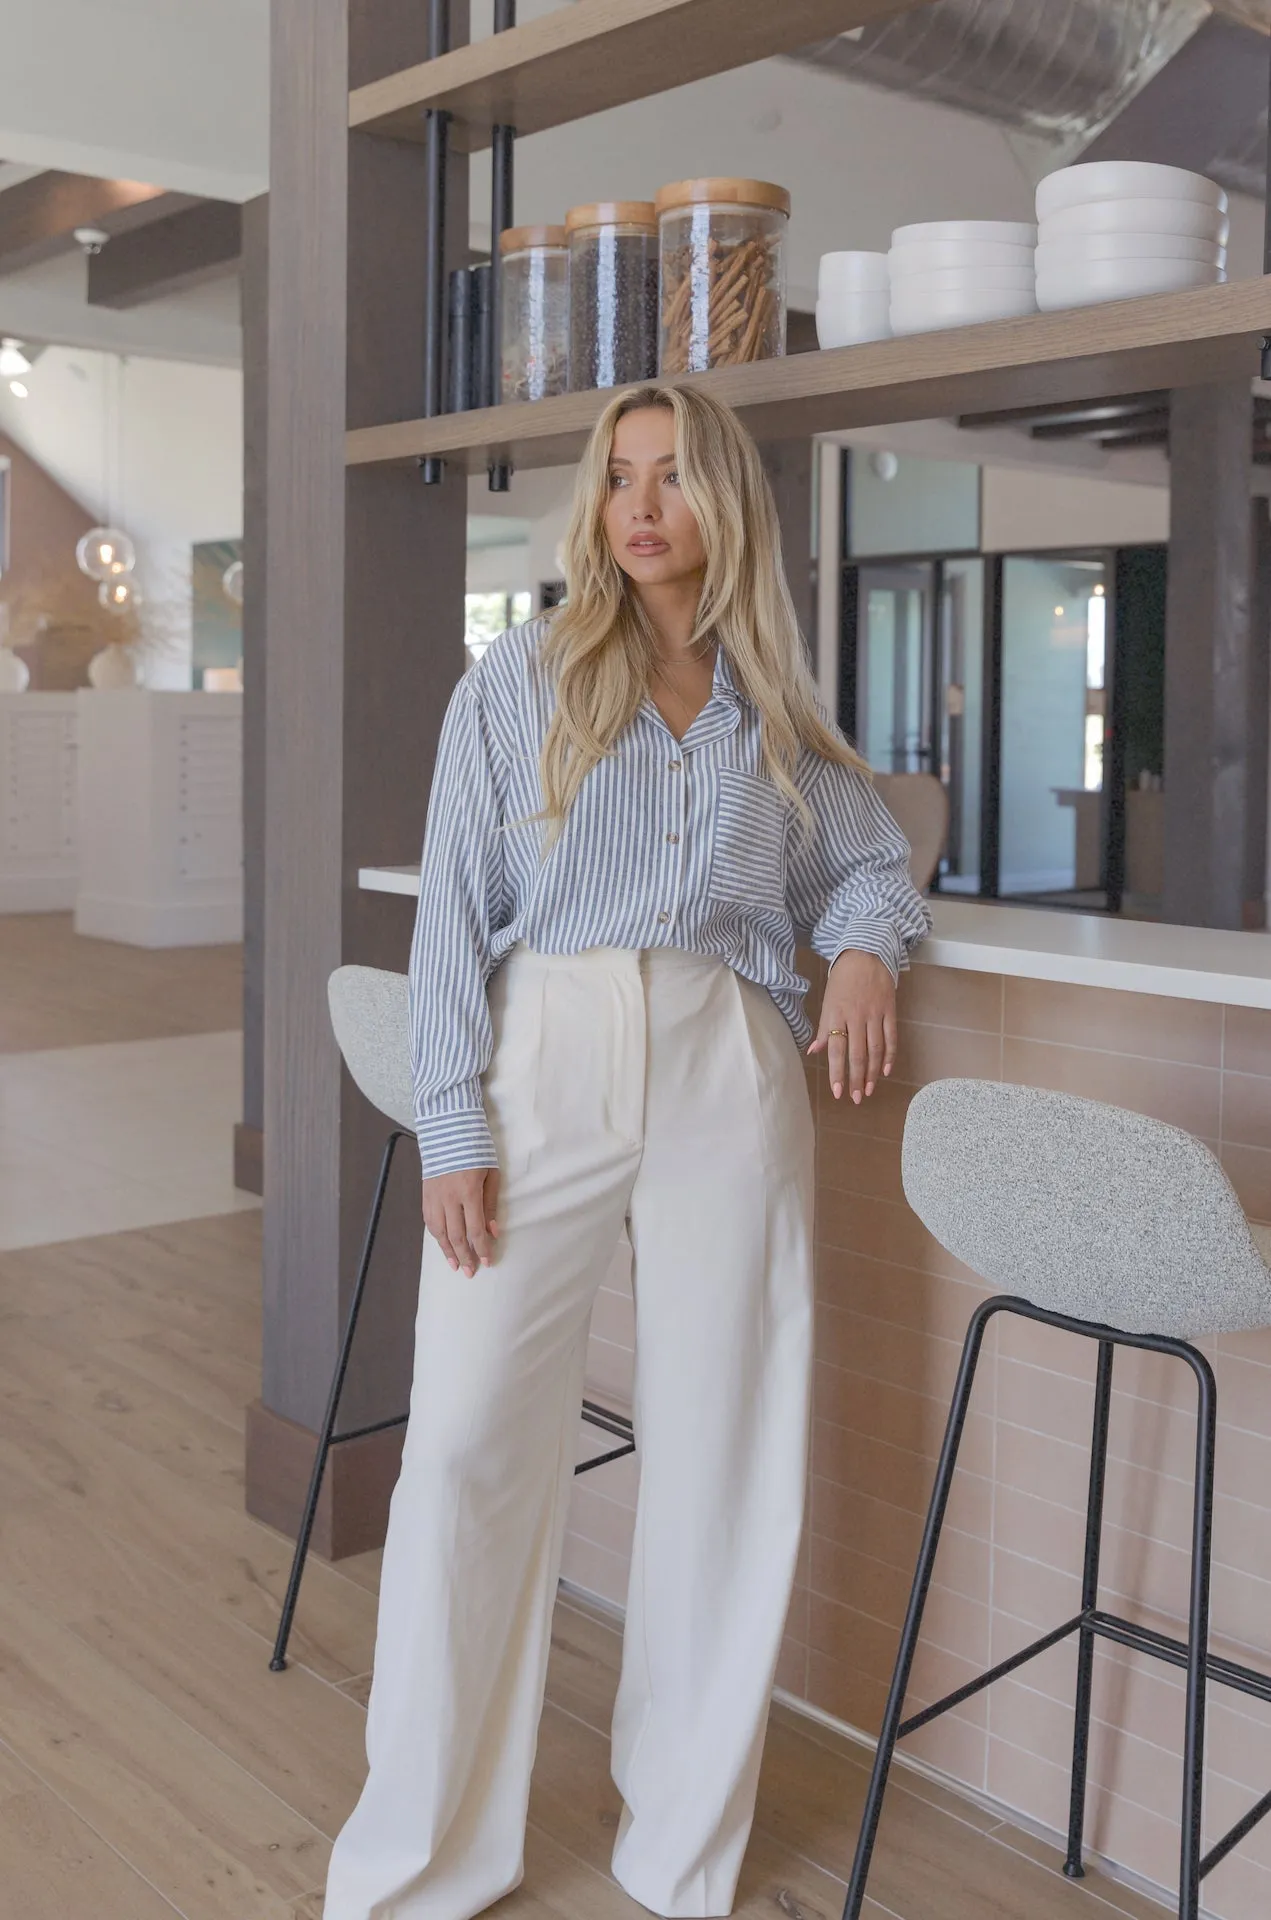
[855,562,936,775]
[998,554,1110,903]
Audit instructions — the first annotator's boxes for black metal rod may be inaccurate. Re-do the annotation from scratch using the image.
[269,1130,407,1671]
[897,1615,1083,1738]
[1086,1611,1271,1707]
[421,0,451,484]
[1065,1339,1114,1879]
[1179,1346,1218,1920]
[330,1411,409,1446]
[488,0,516,491]
[576,1440,637,1475]
[841,1295,998,1920]
[580,1399,635,1441]
[1200,1783,1271,1881]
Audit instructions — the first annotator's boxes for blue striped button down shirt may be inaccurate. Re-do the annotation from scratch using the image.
[408,618,932,1177]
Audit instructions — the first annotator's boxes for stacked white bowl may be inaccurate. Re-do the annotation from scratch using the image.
[888,220,1037,336]
[1035,161,1228,310]
[816,252,891,347]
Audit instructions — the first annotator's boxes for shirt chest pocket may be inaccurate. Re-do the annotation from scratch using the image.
[708,766,790,912]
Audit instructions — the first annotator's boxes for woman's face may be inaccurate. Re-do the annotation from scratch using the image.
[603,407,706,592]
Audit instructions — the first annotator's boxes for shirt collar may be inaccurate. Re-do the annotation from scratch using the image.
[636,642,745,751]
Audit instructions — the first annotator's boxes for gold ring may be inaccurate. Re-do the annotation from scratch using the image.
[828,1028,848,1038]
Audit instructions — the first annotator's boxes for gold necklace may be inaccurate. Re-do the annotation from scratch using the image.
[651,647,714,731]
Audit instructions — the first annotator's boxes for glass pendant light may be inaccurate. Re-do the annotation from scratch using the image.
[77,527,137,581]
[222,559,244,606]
[99,576,141,612]
[76,355,136,583]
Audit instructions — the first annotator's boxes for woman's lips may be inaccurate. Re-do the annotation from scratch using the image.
[628,537,669,554]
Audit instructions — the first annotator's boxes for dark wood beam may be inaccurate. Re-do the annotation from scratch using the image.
[86,199,242,309]
[959,393,1167,432]
[1090,424,1170,448]
[0,171,195,273]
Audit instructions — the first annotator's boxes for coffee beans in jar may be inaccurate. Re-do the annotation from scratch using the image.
[499,225,570,403]
[566,201,659,392]
[656,178,790,375]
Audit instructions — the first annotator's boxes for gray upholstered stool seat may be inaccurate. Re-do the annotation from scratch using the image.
[901,1078,1271,1336]
[327,965,415,1130]
[844,1078,1271,1920]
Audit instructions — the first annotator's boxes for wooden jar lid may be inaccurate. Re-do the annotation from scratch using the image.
[565,200,657,233]
[498,224,569,254]
[654,177,791,217]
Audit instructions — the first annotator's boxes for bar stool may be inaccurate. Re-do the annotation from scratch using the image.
[843,1077,1271,1920]
[269,964,636,1670]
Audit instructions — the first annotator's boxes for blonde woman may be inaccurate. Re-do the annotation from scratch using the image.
[324,388,931,1920]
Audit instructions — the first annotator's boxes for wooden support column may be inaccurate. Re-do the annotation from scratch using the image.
[1163,383,1269,930]
[761,439,816,651]
[235,194,267,1197]
[247,0,470,1557]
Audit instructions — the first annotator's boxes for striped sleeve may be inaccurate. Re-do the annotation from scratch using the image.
[407,677,503,1179]
[788,759,933,982]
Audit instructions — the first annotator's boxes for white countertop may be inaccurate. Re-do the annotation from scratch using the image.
[358,865,1271,1010]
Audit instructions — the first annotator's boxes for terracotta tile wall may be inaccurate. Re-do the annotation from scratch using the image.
[560,956,1271,1918]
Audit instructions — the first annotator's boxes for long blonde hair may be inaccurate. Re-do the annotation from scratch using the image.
[539,384,866,832]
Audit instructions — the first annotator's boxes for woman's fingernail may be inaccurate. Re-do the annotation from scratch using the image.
[866,1082,875,1097]
[832,1081,842,1099]
[853,1089,863,1106]
[883,1063,892,1076]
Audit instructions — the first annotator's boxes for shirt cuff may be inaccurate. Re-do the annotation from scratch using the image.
[827,919,907,985]
[415,1108,499,1181]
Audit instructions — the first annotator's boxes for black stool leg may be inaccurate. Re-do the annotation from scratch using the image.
[1178,1348,1217,1920]
[841,1298,999,1920]
[1065,1338,1115,1879]
[269,1129,406,1672]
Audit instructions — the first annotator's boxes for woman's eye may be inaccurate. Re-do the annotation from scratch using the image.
[664,470,680,487]
[608,472,628,489]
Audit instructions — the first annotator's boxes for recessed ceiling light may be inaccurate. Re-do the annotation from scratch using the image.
[9,379,29,399]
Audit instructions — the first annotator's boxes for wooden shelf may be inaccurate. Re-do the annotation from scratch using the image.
[349,0,922,150]
[346,276,1271,473]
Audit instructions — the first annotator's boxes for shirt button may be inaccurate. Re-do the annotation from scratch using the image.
[668,759,681,772]
[666,832,680,844]
[657,910,670,924]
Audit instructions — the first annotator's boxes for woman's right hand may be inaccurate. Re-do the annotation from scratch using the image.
[422,1169,500,1277]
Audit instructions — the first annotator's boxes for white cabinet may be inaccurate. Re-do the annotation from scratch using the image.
[75,690,243,946]
[0,693,78,912]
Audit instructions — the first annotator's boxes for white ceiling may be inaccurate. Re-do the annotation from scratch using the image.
[0,0,269,200]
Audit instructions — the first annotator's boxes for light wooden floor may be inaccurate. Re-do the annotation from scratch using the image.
[0,1206,1174,1920]
[0,913,243,1052]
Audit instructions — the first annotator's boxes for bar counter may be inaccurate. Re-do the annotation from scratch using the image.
[359,866,1271,1917]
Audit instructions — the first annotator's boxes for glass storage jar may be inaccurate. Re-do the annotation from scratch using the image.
[499,224,570,402]
[656,178,790,375]
[566,200,659,392]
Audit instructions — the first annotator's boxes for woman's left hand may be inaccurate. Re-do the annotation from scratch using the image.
[807,950,898,1104]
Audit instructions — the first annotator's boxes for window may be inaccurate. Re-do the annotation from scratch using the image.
[464,590,532,664]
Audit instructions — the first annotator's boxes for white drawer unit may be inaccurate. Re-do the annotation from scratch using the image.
[75,690,243,946]
[0,693,78,911]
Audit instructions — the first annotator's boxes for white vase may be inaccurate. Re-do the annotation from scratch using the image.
[0,646,29,691]
[88,644,141,689]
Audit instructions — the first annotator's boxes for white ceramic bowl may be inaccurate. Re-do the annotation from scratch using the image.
[1037,233,1226,270]
[818,250,889,293]
[889,238,1035,275]
[1040,196,1230,244]
[816,295,891,348]
[891,219,1037,250]
[890,286,1038,334]
[889,262,1036,295]
[1036,257,1226,310]
[1036,161,1227,222]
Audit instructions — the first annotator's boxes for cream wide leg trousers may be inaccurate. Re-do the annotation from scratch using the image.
[323,945,815,1920]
